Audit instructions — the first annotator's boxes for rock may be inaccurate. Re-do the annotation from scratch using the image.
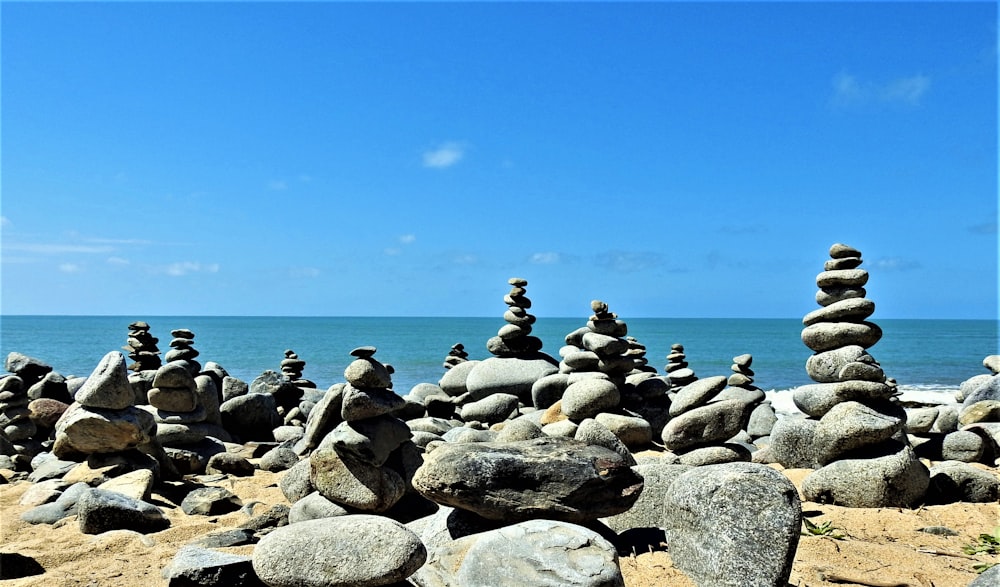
[438,360,478,397]
[677,444,752,467]
[746,402,778,438]
[940,430,985,462]
[74,352,135,410]
[811,401,905,465]
[188,528,257,549]
[802,297,876,326]
[801,321,882,353]
[561,378,620,420]
[180,486,243,515]
[310,448,405,513]
[792,381,896,419]
[970,564,1000,587]
[0,552,45,580]
[252,515,426,587]
[801,442,929,508]
[984,355,1000,375]
[959,400,1000,426]
[662,463,801,587]
[906,407,940,434]
[52,404,155,458]
[412,436,643,523]
[206,452,256,476]
[220,393,281,442]
[259,446,299,472]
[340,385,406,421]
[660,399,753,452]
[287,491,349,524]
[769,417,818,469]
[278,459,313,503]
[415,519,624,587]
[97,468,155,501]
[925,460,999,504]
[77,488,168,534]
[668,376,728,416]
[459,393,519,424]
[601,462,692,534]
[804,346,883,384]
[593,412,653,449]
[323,416,412,467]
[962,375,1000,407]
[573,419,636,467]
[464,357,558,404]
[162,546,265,587]
[494,418,544,442]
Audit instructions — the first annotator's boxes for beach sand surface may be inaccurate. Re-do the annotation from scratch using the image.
[1,464,997,587]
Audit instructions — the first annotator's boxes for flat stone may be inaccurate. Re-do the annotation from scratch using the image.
[53,405,155,458]
[310,448,405,513]
[792,381,896,418]
[77,488,168,534]
[561,378,620,420]
[802,297,876,326]
[801,321,882,352]
[801,441,929,508]
[669,376,728,417]
[162,546,264,587]
[180,486,243,515]
[660,399,754,452]
[816,268,869,289]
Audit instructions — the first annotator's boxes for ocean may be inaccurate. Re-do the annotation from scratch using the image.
[1,316,996,411]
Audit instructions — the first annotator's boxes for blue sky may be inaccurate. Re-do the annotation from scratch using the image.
[1,1,997,319]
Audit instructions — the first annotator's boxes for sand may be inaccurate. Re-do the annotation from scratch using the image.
[1,464,997,587]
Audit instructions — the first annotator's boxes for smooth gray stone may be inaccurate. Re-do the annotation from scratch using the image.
[969,563,1000,587]
[769,417,818,469]
[181,486,243,515]
[940,430,985,462]
[601,462,692,534]
[310,448,405,513]
[593,412,653,449]
[323,416,411,467]
[747,402,778,438]
[287,491,349,524]
[188,528,257,548]
[438,360,479,397]
[240,503,289,532]
[194,374,222,426]
[802,297,876,326]
[252,515,426,587]
[340,384,406,421]
[561,378,620,420]
[574,419,636,467]
[74,352,135,410]
[663,463,801,587]
[205,452,255,476]
[815,286,867,307]
[541,419,579,438]
[156,422,232,446]
[677,443,752,467]
[961,375,1000,407]
[660,399,753,452]
[278,458,314,503]
[587,318,628,338]
[295,383,344,455]
[630,375,670,400]
[561,350,601,371]
[162,545,264,587]
[416,519,624,587]
[259,446,300,472]
[221,376,249,402]
[77,488,168,534]
[464,356,559,404]
[930,405,960,433]
[801,441,929,508]
[581,332,628,357]
[712,386,765,405]
[344,357,393,389]
[4,352,52,381]
[441,427,496,443]
[152,361,197,390]
[926,460,999,504]
[494,417,544,442]
[406,506,505,553]
[669,376,728,416]
[412,436,643,523]
[804,345,883,384]
[828,243,862,258]
[957,374,992,402]
[459,393,520,425]
[812,401,905,465]
[984,355,1000,375]
[792,381,896,418]
[273,425,303,442]
[530,373,569,409]
[26,458,77,483]
[801,321,882,353]
[406,382,447,404]
[220,393,281,442]
[53,404,155,458]
[406,417,457,436]
[905,407,940,434]
[816,268,869,289]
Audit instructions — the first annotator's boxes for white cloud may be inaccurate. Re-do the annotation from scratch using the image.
[5,243,114,254]
[85,237,153,246]
[58,263,82,273]
[529,252,561,264]
[832,71,931,106]
[423,142,466,169]
[595,250,665,273]
[870,257,921,272]
[162,262,220,276]
[106,256,130,266]
[399,234,416,245]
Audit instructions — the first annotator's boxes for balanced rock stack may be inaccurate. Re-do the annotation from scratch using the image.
[145,360,231,465]
[771,243,928,508]
[52,351,156,461]
[664,343,697,388]
[123,321,161,372]
[0,374,37,448]
[485,278,543,357]
[443,343,469,370]
[660,354,763,466]
[625,336,656,374]
[280,349,316,389]
[165,329,200,375]
[305,347,417,515]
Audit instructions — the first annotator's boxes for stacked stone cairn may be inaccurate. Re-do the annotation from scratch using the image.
[165,329,200,374]
[442,343,468,370]
[664,343,697,389]
[123,321,161,372]
[624,336,656,374]
[770,243,929,508]
[660,352,764,467]
[435,278,558,425]
[280,349,315,389]
[0,368,38,465]
[532,300,657,451]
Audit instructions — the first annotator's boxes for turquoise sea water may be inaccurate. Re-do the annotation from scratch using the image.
[0,316,996,398]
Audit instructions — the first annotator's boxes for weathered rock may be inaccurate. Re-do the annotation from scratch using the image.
[181,486,244,516]
[287,491,350,524]
[310,448,405,513]
[464,356,558,404]
[662,463,801,587]
[53,404,155,458]
[801,442,929,508]
[812,401,905,465]
[162,546,265,587]
[561,378,620,420]
[925,460,999,504]
[220,393,281,442]
[77,488,168,534]
[74,352,135,410]
[660,399,753,452]
[668,376,728,417]
[792,381,896,418]
[459,393,519,425]
[801,321,882,353]
[323,416,411,467]
[601,462,692,534]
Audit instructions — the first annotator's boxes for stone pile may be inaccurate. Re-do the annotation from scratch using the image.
[442,343,468,370]
[165,329,200,375]
[0,374,37,459]
[660,353,764,466]
[664,343,697,388]
[280,349,316,389]
[123,321,161,372]
[624,336,656,374]
[770,243,928,508]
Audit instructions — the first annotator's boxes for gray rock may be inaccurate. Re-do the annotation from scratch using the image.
[601,463,692,534]
[220,393,281,442]
[802,297,876,326]
[440,427,496,444]
[677,444,752,467]
[188,528,257,549]
[940,430,985,462]
[663,463,801,587]
[252,515,426,587]
[162,546,264,587]
[746,402,778,438]
[27,372,71,404]
[73,352,135,410]
[494,417,544,442]
[574,419,636,466]
[259,446,299,472]
[340,384,405,421]
[294,383,344,455]
[221,376,249,402]
[438,360,478,397]
[415,519,624,587]
[278,459,313,503]
[962,375,1000,407]
[20,481,91,525]
[459,393,520,424]
[801,442,929,508]
[984,355,1000,375]
[660,399,753,452]
[343,357,392,389]
[926,460,999,504]
[801,321,882,353]
[77,488,168,534]
[53,404,155,458]
[412,436,643,523]
[669,376,727,417]
[310,448,405,513]
[205,452,256,476]
[930,405,960,433]
[792,381,896,418]
[593,412,652,449]
[804,345,883,384]
[769,417,818,469]
[287,491,349,524]
[970,563,1000,587]
[958,374,992,402]
[530,373,569,409]
[181,486,243,515]
[815,268,868,288]
[906,407,940,434]
[323,416,411,467]
[812,401,905,465]
[4,352,52,382]
[959,400,1000,426]
[464,356,558,404]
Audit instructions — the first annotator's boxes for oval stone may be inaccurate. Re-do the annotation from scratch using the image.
[801,321,882,352]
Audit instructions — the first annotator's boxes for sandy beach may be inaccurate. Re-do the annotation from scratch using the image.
[2,460,997,587]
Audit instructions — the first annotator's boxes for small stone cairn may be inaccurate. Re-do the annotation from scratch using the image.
[123,321,161,372]
[664,343,697,388]
[164,329,200,375]
[306,346,417,515]
[486,278,543,357]
[280,349,316,389]
[442,343,468,370]
[624,337,656,374]
[771,243,929,508]
[0,371,37,448]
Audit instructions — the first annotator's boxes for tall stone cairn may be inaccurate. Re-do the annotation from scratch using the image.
[164,329,200,376]
[772,243,929,508]
[664,343,697,389]
[281,349,316,389]
[123,321,161,372]
[442,343,469,370]
[485,278,543,357]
